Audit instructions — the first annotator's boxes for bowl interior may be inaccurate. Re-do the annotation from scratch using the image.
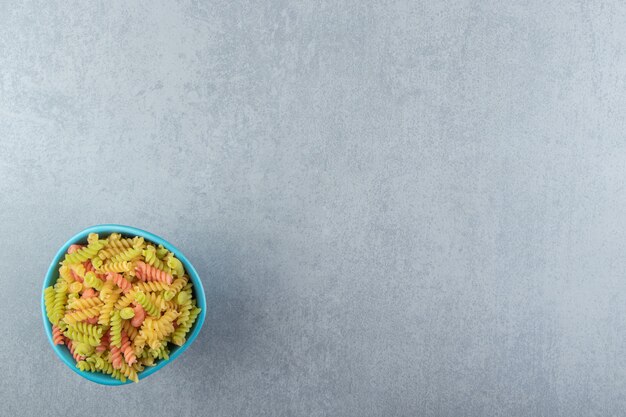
[41,224,207,385]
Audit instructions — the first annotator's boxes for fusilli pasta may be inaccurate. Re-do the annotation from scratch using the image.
[44,232,201,383]
[135,261,173,285]
[63,241,105,264]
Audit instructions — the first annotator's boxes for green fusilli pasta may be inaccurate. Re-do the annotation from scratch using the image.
[63,240,105,264]
[84,271,104,291]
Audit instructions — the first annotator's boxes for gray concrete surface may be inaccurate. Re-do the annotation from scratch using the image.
[1,1,626,416]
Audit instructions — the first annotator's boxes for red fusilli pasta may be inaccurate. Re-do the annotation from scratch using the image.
[135,261,173,285]
[110,345,123,369]
[96,331,110,354]
[81,288,97,299]
[107,272,132,293]
[52,325,65,345]
[131,303,146,328]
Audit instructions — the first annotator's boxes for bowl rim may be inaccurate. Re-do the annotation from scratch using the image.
[41,224,207,385]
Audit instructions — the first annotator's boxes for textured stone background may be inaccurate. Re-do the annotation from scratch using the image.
[1,1,626,416]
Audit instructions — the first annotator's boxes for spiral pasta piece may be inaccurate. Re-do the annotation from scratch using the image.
[64,306,101,325]
[163,276,188,301]
[91,256,103,269]
[132,362,145,373]
[132,236,145,249]
[98,280,115,301]
[142,246,171,273]
[110,311,122,348]
[77,360,97,372]
[69,281,83,294]
[114,290,137,310]
[170,276,188,295]
[91,354,126,382]
[138,318,161,350]
[74,342,95,356]
[93,354,111,373]
[64,328,100,346]
[153,310,179,339]
[69,269,83,283]
[158,309,179,327]
[83,271,104,291]
[84,260,96,273]
[132,281,170,293]
[176,291,193,325]
[108,233,122,241]
[121,331,137,366]
[51,285,68,325]
[59,265,74,284]
[97,246,125,260]
[87,233,99,245]
[83,258,104,281]
[131,304,146,327]
[81,287,97,299]
[133,330,147,355]
[122,319,138,341]
[111,369,127,382]
[106,237,142,251]
[107,238,134,250]
[162,300,176,311]
[106,272,132,293]
[97,292,119,327]
[68,322,103,339]
[135,261,173,285]
[155,244,169,259]
[66,339,85,362]
[96,331,110,354]
[69,263,86,281]
[110,345,124,369]
[147,337,163,350]
[134,291,160,317]
[68,296,103,310]
[120,307,135,320]
[85,260,107,281]
[44,286,56,323]
[148,292,165,312]
[142,331,161,351]
[165,254,184,277]
[64,241,105,264]
[111,247,142,263]
[148,345,170,360]
[172,307,201,346]
[52,325,65,345]
[140,355,155,367]
[67,244,84,254]
[118,362,139,383]
[67,293,79,305]
[99,261,132,273]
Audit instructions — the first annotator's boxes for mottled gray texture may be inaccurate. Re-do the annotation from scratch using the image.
[1,1,625,416]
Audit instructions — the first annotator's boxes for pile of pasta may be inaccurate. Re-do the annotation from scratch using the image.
[43,232,201,383]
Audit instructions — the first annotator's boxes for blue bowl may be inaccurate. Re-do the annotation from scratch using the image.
[41,224,207,385]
